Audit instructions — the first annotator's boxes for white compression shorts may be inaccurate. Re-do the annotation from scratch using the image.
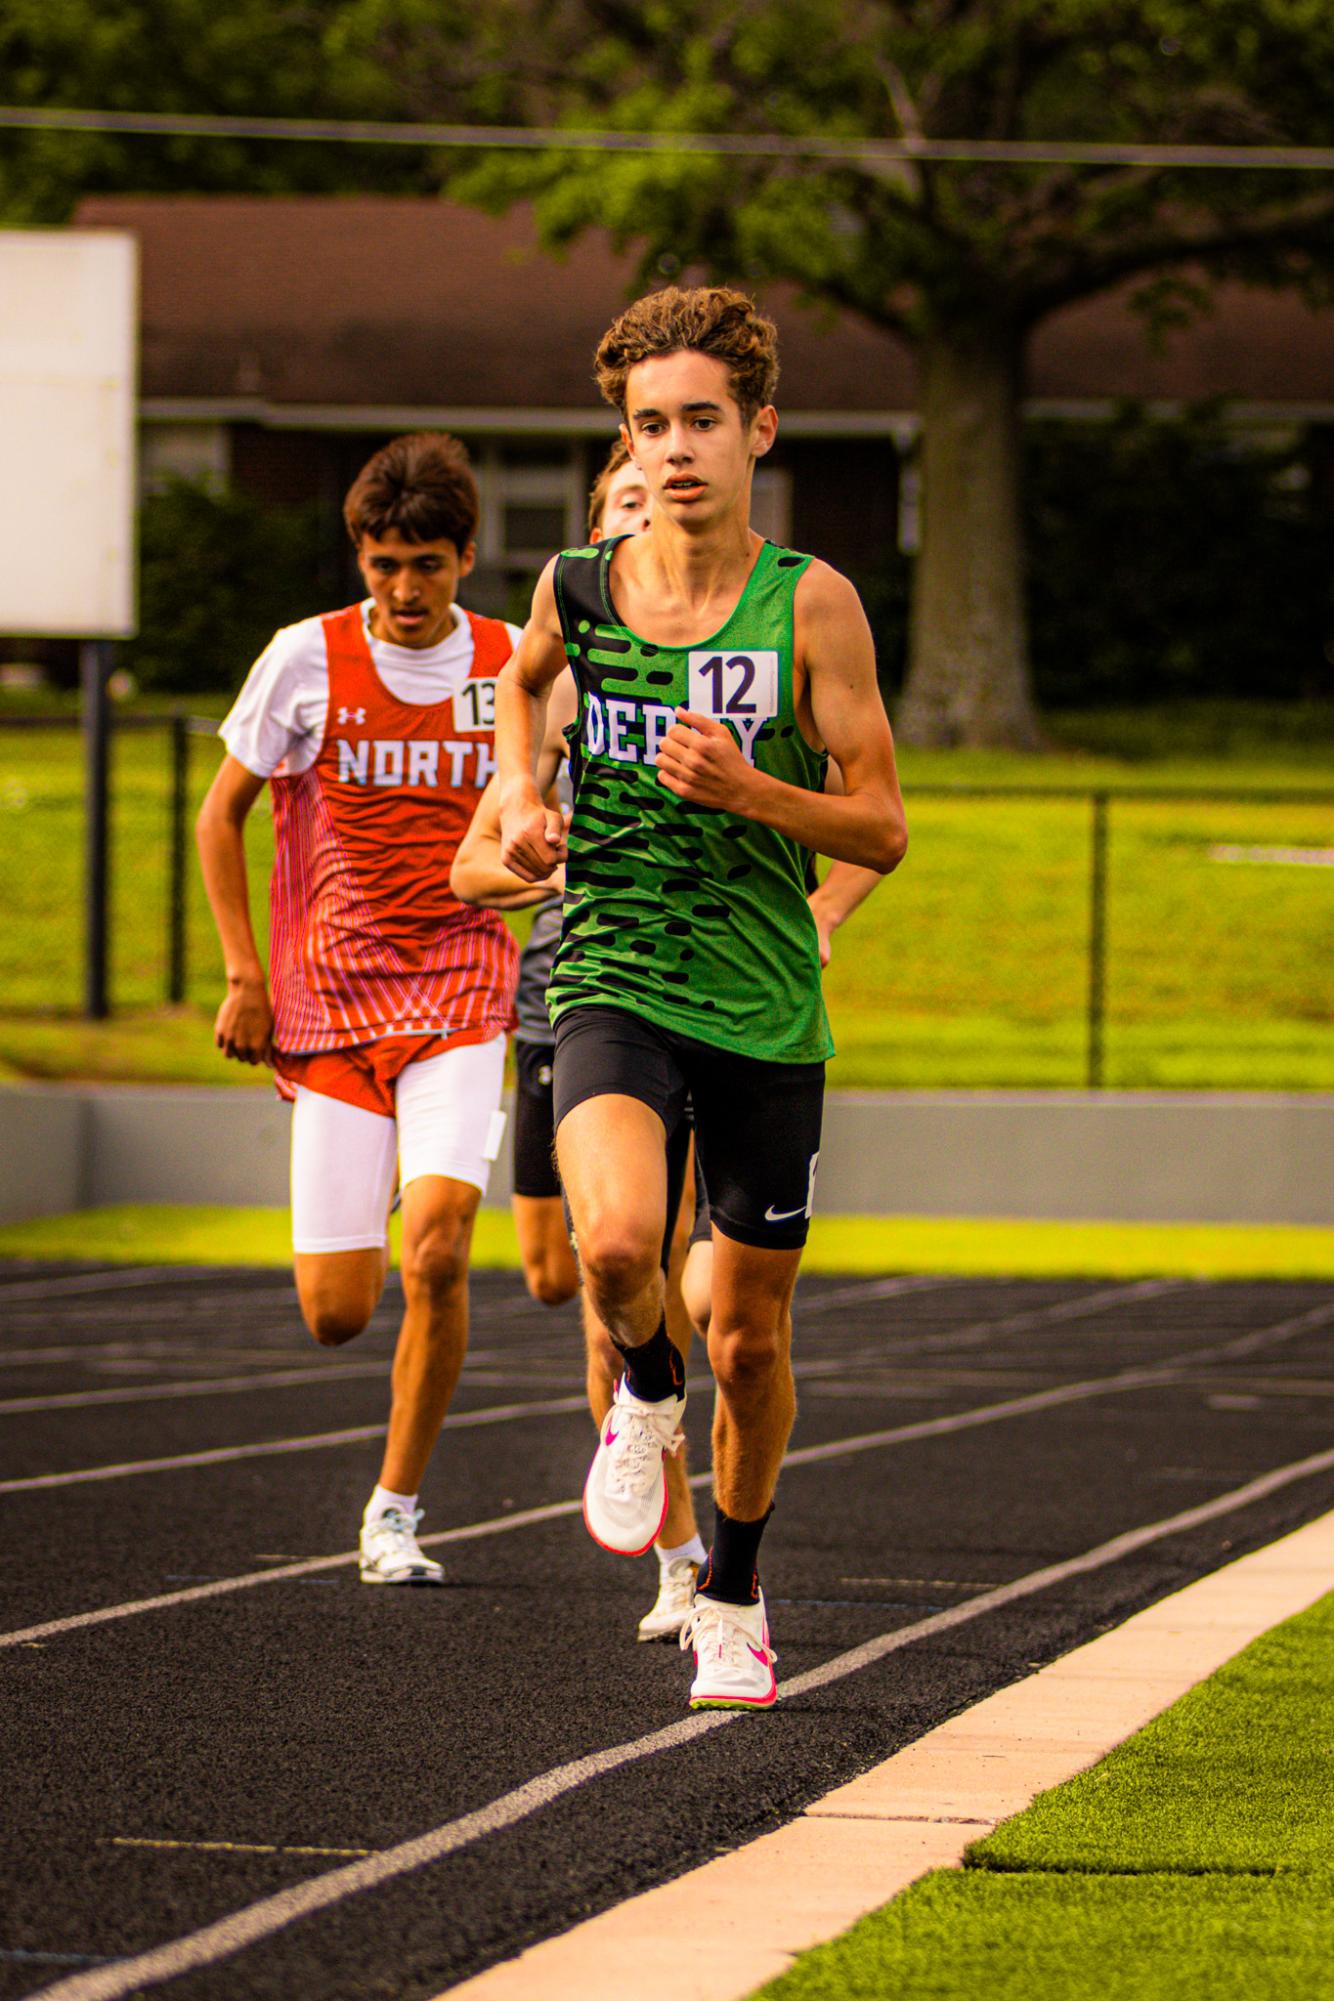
[289,1034,508,1255]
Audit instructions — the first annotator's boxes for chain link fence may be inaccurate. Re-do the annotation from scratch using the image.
[1,713,1331,1089]
[0,712,257,1016]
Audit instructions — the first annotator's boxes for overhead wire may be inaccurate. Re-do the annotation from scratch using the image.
[0,105,1331,171]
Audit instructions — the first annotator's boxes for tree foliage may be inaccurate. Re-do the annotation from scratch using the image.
[338,0,1334,339]
[8,1,1334,736]
[13,0,1334,311]
[128,479,321,695]
[0,0,452,221]
[344,0,1334,739]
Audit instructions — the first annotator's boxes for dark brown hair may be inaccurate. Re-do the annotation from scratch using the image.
[587,437,633,538]
[343,432,478,552]
[594,286,780,425]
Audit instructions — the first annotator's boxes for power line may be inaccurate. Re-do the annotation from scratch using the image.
[1,105,1332,171]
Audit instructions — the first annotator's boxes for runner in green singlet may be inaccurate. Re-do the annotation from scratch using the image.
[496,286,908,1710]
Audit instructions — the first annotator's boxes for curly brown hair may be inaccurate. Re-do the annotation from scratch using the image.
[594,286,779,426]
[343,432,478,553]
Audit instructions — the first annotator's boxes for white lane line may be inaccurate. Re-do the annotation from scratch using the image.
[787,1278,1191,1379]
[795,1274,963,1314]
[0,1494,587,1650]
[0,1277,1163,1416]
[0,1294,308,1328]
[778,1445,1334,1700]
[0,1338,552,1370]
[0,1268,204,1303]
[877,1277,1190,1357]
[0,1360,391,1416]
[0,1396,590,1495]
[0,1268,941,1308]
[3,1299,1326,1648]
[0,1288,568,1329]
[0,1288,948,1384]
[109,1838,374,1860]
[28,1443,1334,2001]
[447,1510,1334,2001]
[0,1344,363,1371]
[783,1300,1334,1472]
[0,1354,1174,1498]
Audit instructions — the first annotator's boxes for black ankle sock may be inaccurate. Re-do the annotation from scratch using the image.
[697,1504,772,1605]
[615,1319,684,1404]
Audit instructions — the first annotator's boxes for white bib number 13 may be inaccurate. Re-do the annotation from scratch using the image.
[687,649,779,764]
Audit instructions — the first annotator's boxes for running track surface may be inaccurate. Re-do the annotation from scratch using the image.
[1,1263,1331,2000]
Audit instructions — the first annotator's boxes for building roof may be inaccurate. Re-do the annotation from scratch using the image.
[75,195,1334,429]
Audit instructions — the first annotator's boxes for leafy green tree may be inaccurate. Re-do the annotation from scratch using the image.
[128,479,322,695]
[0,0,450,221]
[343,0,1334,744]
[9,1,1334,740]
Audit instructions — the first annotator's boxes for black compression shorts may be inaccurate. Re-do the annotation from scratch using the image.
[533,1030,693,1274]
[512,1040,560,1199]
[552,1004,824,1251]
[688,1147,712,1248]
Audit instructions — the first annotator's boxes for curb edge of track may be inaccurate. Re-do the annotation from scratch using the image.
[442,1506,1334,2001]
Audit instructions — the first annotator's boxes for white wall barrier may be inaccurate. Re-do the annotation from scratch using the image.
[2,1084,1330,1229]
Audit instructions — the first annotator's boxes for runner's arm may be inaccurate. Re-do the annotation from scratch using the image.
[452,781,565,908]
[808,763,887,967]
[195,754,274,1066]
[495,560,573,882]
[654,562,907,871]
[455,667,574,905]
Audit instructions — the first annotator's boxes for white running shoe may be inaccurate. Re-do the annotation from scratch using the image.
[359,1506,444,1585]
[582,1378,686,1556]
[681,1589,777,1709]
[637,1556,700,1643]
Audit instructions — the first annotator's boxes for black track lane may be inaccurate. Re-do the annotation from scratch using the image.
[0,1270,1330,2000]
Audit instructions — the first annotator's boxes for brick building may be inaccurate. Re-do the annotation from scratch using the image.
[75,194,1334,619]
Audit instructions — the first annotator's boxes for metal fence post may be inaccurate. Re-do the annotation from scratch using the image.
[81,639,112,1020]
[1087,790,1109,1089]
[167,711,189,1004]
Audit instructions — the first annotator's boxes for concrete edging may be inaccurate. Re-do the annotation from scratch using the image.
[2,1082,1331,1227]
[441,1509,1334,2001]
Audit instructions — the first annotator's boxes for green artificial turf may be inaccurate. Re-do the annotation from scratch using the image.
[976,1596,1334,1879]
[758,1870,1334,2001]
[756,1595,1334,2001]
[3,704,1332,1090]
[2,1206,1333,1280]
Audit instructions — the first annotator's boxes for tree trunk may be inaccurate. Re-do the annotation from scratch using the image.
[897,320,1043,749]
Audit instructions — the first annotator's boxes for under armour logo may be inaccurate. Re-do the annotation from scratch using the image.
[337,706,367,725]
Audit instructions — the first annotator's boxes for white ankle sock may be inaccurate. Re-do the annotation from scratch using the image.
[658,1534,707,1569]
[366,1483,417,1523]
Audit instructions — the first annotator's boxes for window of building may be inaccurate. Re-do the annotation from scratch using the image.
[475,444,585,568]
[139,421,230,498]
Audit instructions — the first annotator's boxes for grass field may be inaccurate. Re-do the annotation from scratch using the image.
[2,699,1331,1089]
[757,1592,1334,2001]
[2,1205,1333,1280]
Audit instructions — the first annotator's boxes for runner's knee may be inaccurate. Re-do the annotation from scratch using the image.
[401,1217,471,1301]
[709,1321,785,1398]
[302,1295,375,1348]
[578,1226,661,1308]
[522,1246,579,1307]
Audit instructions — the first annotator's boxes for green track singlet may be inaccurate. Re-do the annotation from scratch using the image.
[547,536,834,1064]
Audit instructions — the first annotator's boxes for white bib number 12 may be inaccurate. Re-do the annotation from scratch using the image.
[687,650,779,764]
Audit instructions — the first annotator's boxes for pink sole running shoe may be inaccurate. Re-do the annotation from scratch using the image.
[681,1588,777,1709]
[582,1378,685,1557]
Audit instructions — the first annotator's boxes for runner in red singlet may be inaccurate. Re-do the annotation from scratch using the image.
[196,432,519,1583]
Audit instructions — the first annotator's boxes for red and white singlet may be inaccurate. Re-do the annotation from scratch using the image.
[267,604,518,1054]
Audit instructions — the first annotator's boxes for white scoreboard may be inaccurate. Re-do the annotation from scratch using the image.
[0,230,138,637]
